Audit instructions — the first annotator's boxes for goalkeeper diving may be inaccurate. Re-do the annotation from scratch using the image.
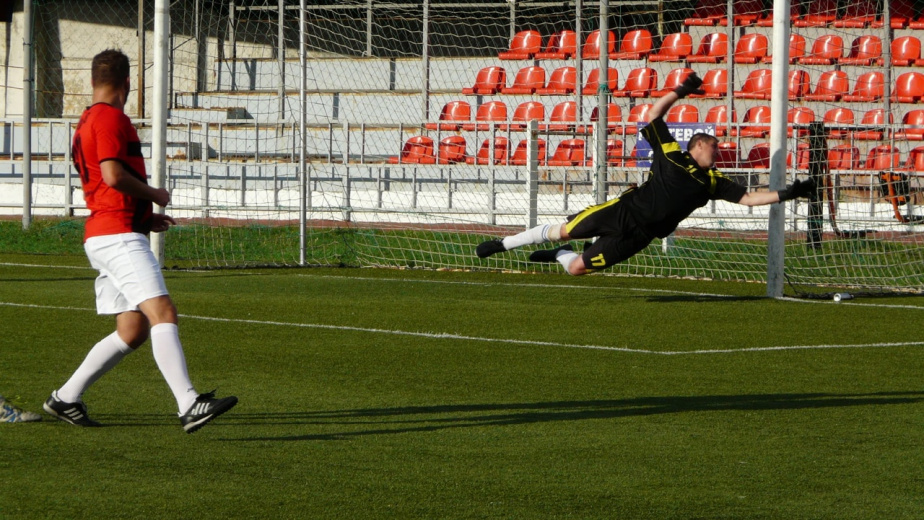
[476,72,815,275]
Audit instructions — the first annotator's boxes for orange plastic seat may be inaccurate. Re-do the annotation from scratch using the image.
[804,70,849,102]
[886,36,922,66]
[901,146,924,171]
[894,109,924,141]
[425,101,471,131]
[584,103,623,134]
[582,68,619,95]
[705,105,736,137]
[510,139,547,166]
[541,101,577,132]
[388,136,435,164]
[613,67,658,98]
[437,136,467,164]
[547,139,588,166]
[852,109,893,140]
[828,145,861,170]
[746,143,771,169]
[499,30,542,60]
[610,29,652,60]
[535,30,577,60]
[788,107,815,137]
[797,34,844,65]
[734,69,773,100]
[823,107,856,139]
[666,104,699,123]
[605,139,625,166]
[500,101,545,131]
[863,145,902,170]
[690,69,728,98]
[625,104,653,135]
[787,143,811,170]
[686,33,728,63]
[757,3,802,27]
[892,72,924,103]
[834,0,878,27]
[794,0,839,27]
[874,0,917,28]
[715,142,740,169]
[788,70,812,100]
[462,101,508,131]
[735,105,772,138]
[652,67,694,98]
[462,66,506,95]
[648,32,693,62]
[763,33,806,64]
[501,66,546,95]
[536,66,577,95]
[466,137,510,165]
[843,72,885,102]
[582,30,616,60]
[734,33,769,64]
[838,35,882,65]
[684,0,725,26]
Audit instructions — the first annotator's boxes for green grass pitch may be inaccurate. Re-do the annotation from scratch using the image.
[1,254,923,518]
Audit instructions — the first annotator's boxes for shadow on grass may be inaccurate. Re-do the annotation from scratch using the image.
[218,391,924,442]
[643,294,767,303]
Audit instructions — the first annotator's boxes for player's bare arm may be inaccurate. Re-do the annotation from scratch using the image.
[100,159,171,207]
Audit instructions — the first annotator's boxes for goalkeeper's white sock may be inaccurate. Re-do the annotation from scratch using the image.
[150,323,198,414]
[57,331,134,403]
[502,224,558,250]
[556,251,580,274]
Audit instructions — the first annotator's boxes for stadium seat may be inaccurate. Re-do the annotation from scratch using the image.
[734,33,769,64]
[886,36,922,66]
[510,138,547,166]
[827,145,861,170]
[466,137,510,165]
[757,3,802,27]
[719,0,765,26]
[425,100,471,131]
[686,32,728,63]
[892,72,924,103]
[715,141,740,169]
[734,105,772,138]
[582,68,619,95]
[878,0,918,28]
[823,107,856,139]
[388,136,435,164]
[894,109,924,140]
[648,32,693,62]
[901,146,924,171]
[500,66,546,95]
[788,70,812,100]
[843,72,885,102]
[794,0,839,27]
[690,68,728,98]
[834,0,878,27]
[535,30,577,60]
[613,67,658,98]
[734,69,773,99]
[797,34,844,65]
[684,0,725,26]
[788,107,815,137]
[787,143,810,169]
[652,67,694,98]
[582,30,616,60]
[746,143,771,169]
[462,101,508,131]
[863,145,902,170]
[547,139,588,166]
[584,103,623,134]
[537,66,577,95]
[499,30,542,60]
[838,35,882,65]
[762,33,806,64]
[666,104,700,124]
[804,70,850,101]
[605,139,625,165]
[625,103,653,135]
[462,66,506,95]
[610,29,653,60]
[705,105,736,136]
[541,101,577,131]
[500,101,545,131]
[852,109,893,140]
[437,136,467,164]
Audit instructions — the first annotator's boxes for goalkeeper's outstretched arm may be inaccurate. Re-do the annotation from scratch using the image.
[737,179,816,206]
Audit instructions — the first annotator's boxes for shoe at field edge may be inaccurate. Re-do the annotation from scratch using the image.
[476,239,506,258]
[43,392,101,427]
[0,397,42,423]
[180,392,238,434]
[528,243,574,263]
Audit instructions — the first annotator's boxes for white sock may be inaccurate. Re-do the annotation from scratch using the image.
[57,332,134,403]
[150,323,198,414]
[556,251,580,274]
[502,224,552,250]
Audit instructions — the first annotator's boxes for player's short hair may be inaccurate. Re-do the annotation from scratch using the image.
[91,49,130,89]
[687,132,718,152]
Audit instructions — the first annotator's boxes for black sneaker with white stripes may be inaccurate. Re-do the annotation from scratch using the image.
[43,392,101,427]
[179,391,238,434]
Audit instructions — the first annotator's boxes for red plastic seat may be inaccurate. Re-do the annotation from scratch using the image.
[715,142,740,169]
[510,139,547,166]
[625,104,652,135]
[500,101,545,131]
[705,105,736,137]
[610,29,652,60]
[886,36,922,66]
[843,72,885,102]
[582,30,616,60]
[863,145,902,170]
[794,0,839,27]
[901,146,924,171]
[763,33,806,64]
[839,35,882,65]
[787,143,810,170]
[734,33,769,64]
[757,3,803,27]
[535,30,577,60]
[834,0,878,27]
[582,68,619,95]
[388,136,435,164]
[666,104,699,123]
[462,66,506,95]
[734,69,773,99]
[541,101,577,132]
[499,30,542,60]
[892,72,924,103]
[613,67,658,98]
[852,109,893,141]
[734,105,772,138]
[536,66,577,95]
[648,32,693,62]
[788,70,812,100]
[462,101,508,131]
[804,70,849,102]
[425,101,471,131]
[652,67,694,98]
[437,136,467,164]
[823,107,856,139]
[501,66,546,95]
[746,143,771,169]
[876,0,917,28]
[690,69,728,98]
[828,145,861,170]
[788,107,815,137]
[547,139,588,166]
[797,34,844,65]
[894,109,924,141]
[720,0,765,26]
[686,32,728,63]
[584,103,623,134]
[684,0,725,26]
[605,139,625,166]
[466,137,510,165]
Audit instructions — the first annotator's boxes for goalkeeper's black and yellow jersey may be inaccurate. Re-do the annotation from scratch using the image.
[624,116,747,238]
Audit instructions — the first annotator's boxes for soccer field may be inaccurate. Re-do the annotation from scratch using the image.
[2,255,923,518]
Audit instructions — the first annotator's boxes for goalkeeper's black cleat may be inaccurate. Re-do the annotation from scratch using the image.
[43,392,101,427]
[476,239,506,258]
[180,391,238,434]
[528,243,574,263]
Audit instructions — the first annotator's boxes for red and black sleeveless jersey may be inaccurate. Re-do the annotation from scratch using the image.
[624,117,747,238]
[72,103,151,241]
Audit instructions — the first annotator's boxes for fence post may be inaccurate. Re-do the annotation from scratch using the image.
[527,120,539,228]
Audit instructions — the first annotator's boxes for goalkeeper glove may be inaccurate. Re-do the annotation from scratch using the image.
[778,178,816,202]
[673,72,705,98]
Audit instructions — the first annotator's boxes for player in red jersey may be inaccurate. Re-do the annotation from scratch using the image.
[44,49,237,433]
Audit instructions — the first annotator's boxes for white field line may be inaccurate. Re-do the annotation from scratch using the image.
[2,300,923,356]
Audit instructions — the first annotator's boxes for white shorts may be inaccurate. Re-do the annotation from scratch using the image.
[84,233,169,315]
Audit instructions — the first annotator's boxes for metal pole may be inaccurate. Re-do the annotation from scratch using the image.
[22,0,32,229]
[421,0,430,122]
[527,120,539,228]
[595,0,608,204]
[365,0,373,56]
[766,0,792,298]
[150,0,169,265]
[299,0,308,265]
[278,0,285,121]
[138,0,146,118]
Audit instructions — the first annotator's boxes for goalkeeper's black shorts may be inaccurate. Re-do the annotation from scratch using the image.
[565,197,654,270]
